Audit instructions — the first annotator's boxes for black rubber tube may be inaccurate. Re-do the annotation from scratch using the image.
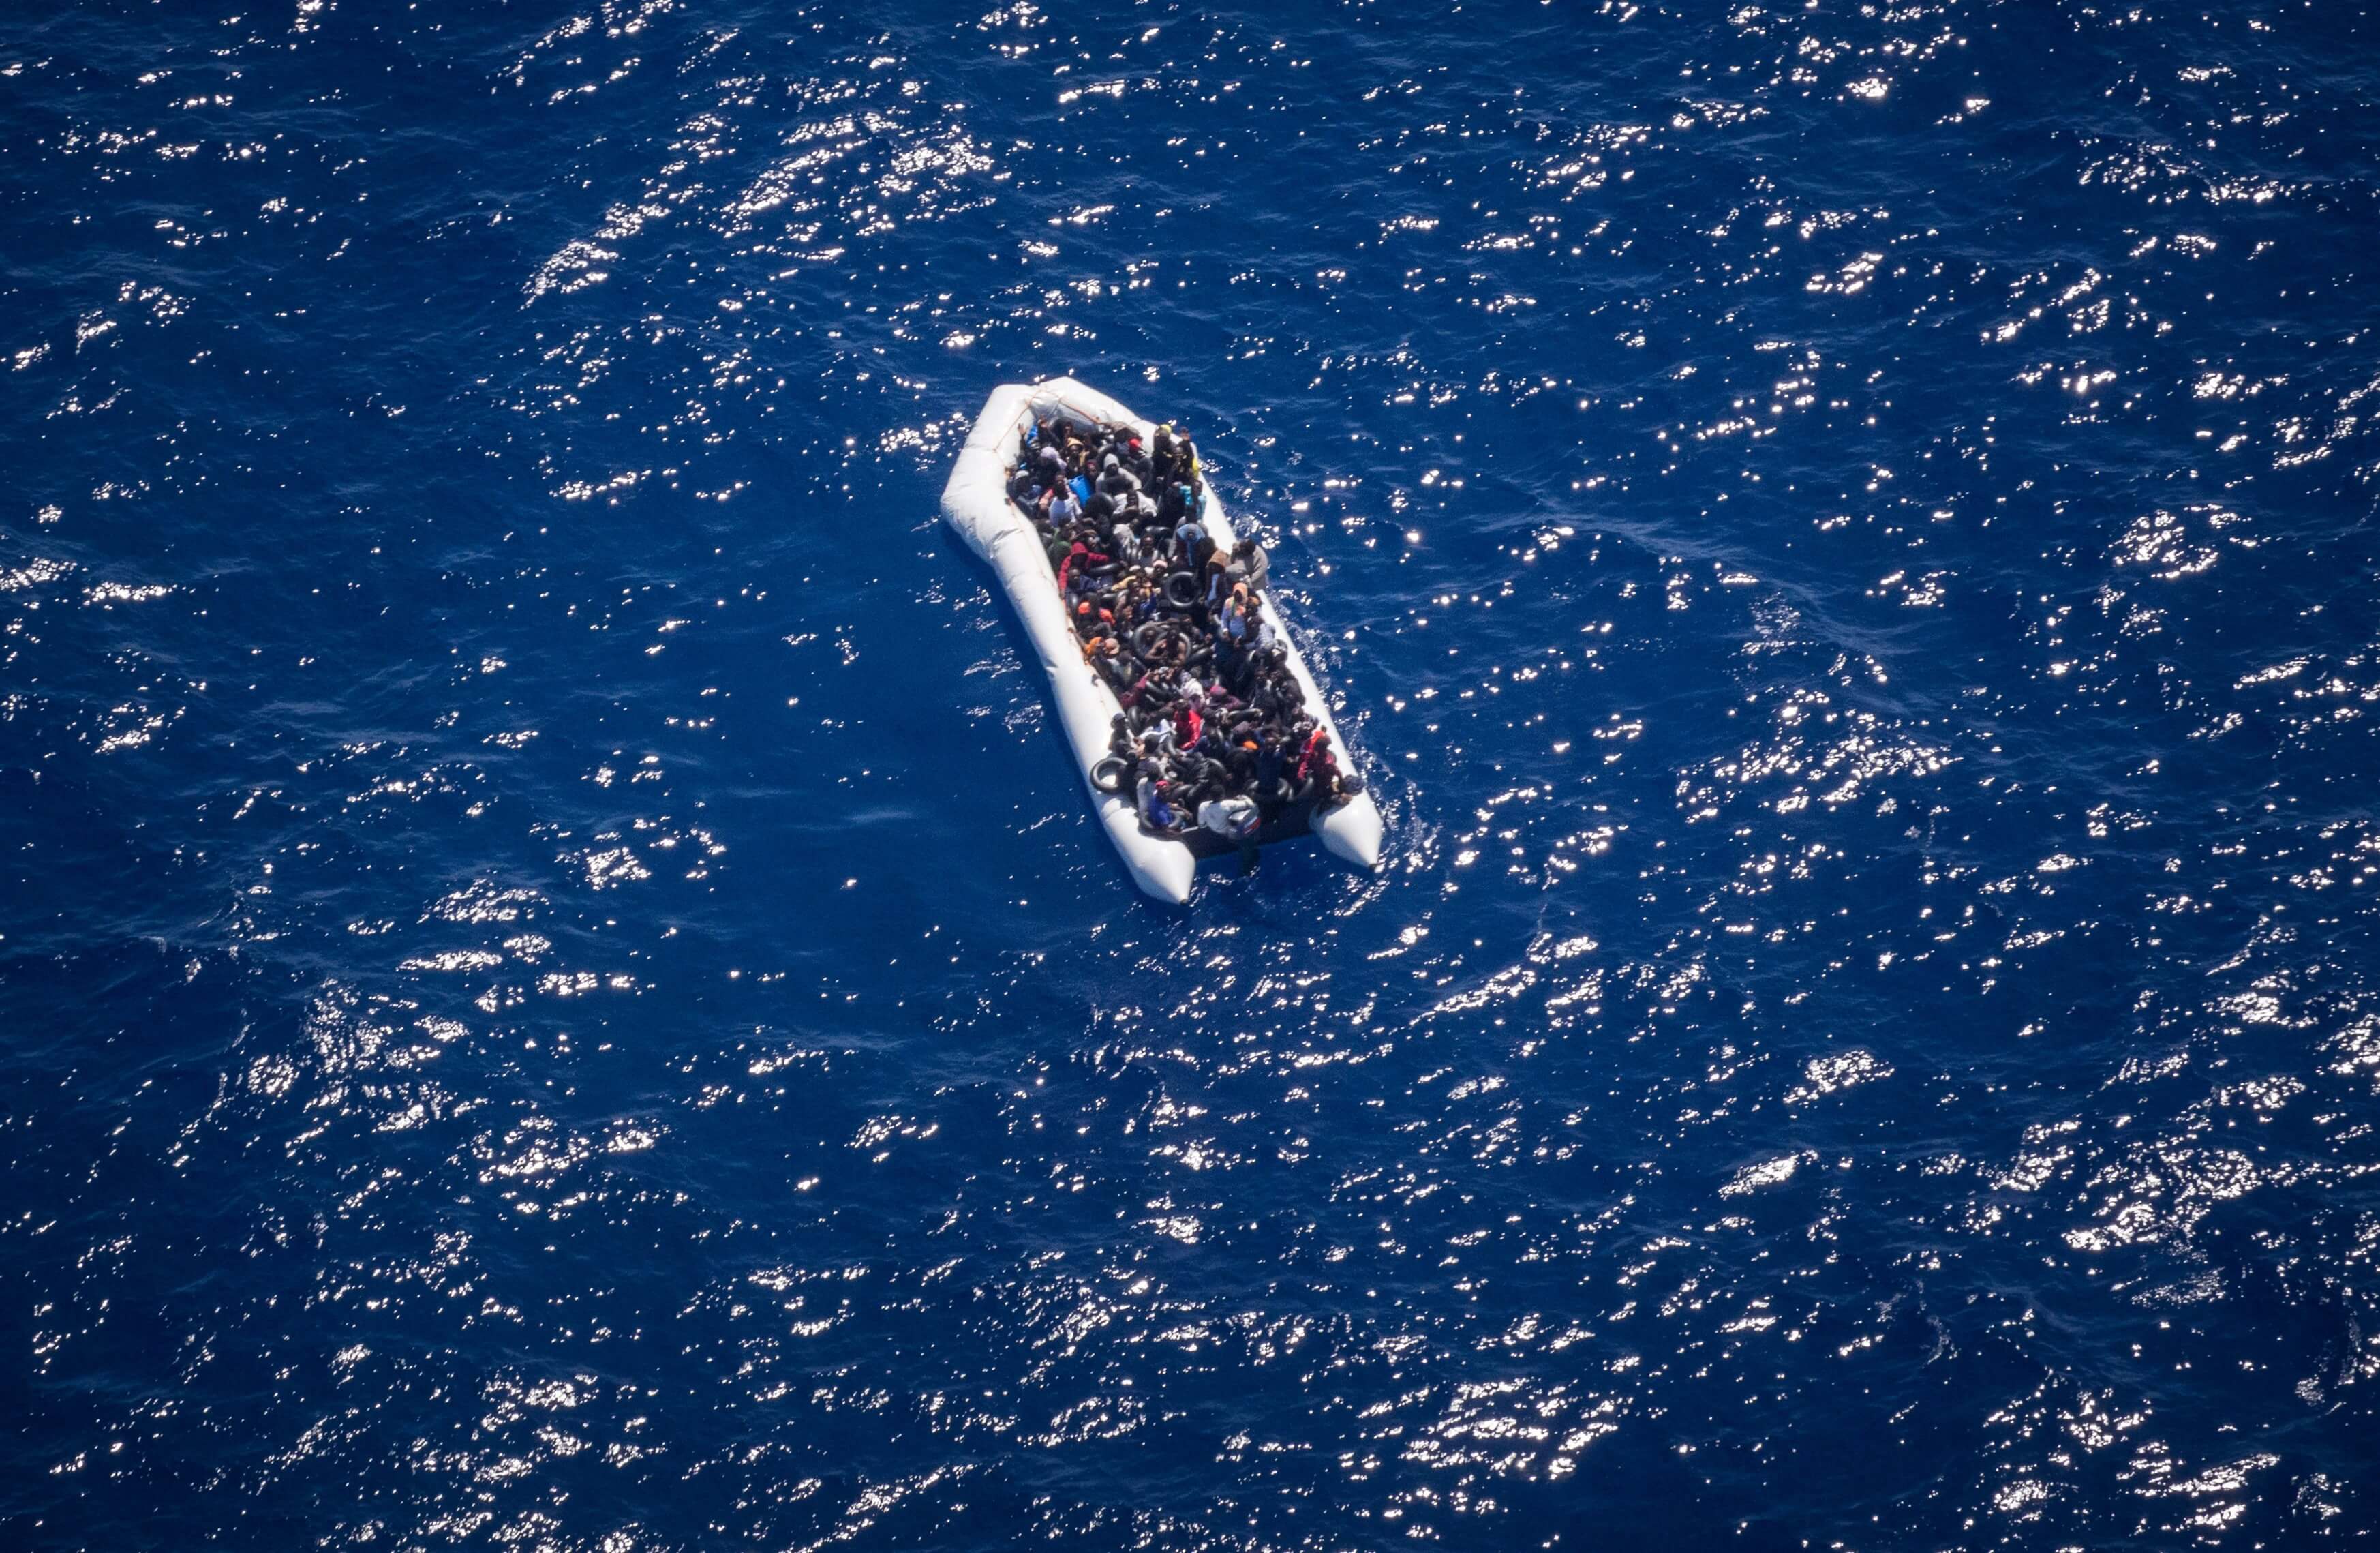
[1090,755,1129,796]
[1164,571,1200,609]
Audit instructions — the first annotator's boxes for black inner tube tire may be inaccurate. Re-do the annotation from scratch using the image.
[1133,620,1167,657]
[1164,571,1200,609]
[1090,755,1129,796]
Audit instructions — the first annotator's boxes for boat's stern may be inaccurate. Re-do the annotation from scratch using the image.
[1311,791,1386,871]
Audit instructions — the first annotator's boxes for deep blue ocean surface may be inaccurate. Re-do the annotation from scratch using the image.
[7,1,2380,1547]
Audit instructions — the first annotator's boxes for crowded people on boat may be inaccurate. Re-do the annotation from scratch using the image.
[1008,412,1354,841]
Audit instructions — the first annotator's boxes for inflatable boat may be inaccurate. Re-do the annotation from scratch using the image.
[941,376,1384,903]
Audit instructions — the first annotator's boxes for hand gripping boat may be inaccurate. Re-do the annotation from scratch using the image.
[940,376,1385,903]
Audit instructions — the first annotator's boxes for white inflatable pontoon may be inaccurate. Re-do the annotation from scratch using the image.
[941,376,1385,903]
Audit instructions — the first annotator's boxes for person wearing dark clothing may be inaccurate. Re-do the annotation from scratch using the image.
[1253,739,1288,809]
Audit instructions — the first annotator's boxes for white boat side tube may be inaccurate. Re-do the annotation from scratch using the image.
[939,376,1384,901]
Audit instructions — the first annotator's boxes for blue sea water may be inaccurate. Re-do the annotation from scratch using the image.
[7,0,2380,1546]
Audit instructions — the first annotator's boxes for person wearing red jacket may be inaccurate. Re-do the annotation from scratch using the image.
[1057,539,1109,592]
